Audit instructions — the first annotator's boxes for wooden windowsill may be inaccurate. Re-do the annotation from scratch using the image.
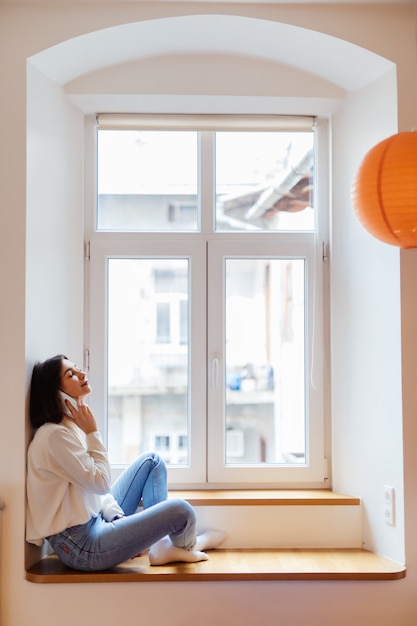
[27,491,402,583]
[169,489,360,506]
[25,549,405,583]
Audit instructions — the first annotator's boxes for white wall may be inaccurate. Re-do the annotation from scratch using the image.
[331,68,404,559]
[26,65,85,367]
[1,4,417,626]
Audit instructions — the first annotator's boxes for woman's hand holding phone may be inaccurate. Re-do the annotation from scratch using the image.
[60,391,98,435]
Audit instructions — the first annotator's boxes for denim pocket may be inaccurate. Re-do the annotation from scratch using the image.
[47,520,95,571]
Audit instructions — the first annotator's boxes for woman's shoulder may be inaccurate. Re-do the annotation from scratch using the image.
[30,419,75,445]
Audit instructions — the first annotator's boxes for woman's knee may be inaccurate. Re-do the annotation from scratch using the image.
[152,451,166,468]
[167,498,196,524]
[146,451,167,476]
[137,450,164,467]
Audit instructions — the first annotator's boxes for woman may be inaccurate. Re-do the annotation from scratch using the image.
[26,355,225,571]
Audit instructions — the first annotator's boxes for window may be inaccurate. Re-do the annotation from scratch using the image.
[87,114,328,486]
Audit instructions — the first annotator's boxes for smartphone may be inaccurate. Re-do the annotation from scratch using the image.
[59,391,78,416]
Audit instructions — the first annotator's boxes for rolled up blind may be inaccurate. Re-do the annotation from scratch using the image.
[96,113,315,132]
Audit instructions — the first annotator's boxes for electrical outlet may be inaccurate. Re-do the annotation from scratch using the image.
[384,485,395,526]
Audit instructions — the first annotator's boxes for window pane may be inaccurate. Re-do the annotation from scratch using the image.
[107,258,189,465]
[225,258,305,465]
[97,130,198,231]
[216,132,314,232]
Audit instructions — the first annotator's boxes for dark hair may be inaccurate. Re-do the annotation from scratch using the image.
[29,354,68,429]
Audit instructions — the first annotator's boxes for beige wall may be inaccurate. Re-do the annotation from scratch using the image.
[1,3,417,625]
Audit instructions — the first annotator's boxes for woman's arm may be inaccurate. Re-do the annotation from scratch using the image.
[48,423,112,494]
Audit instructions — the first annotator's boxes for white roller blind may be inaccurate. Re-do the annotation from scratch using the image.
[96,113,315,132]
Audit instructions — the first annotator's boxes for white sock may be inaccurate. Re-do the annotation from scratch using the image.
[194,529,227,551]
[149,536,209,566]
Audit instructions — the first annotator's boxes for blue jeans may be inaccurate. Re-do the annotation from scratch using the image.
[47,452,197,571]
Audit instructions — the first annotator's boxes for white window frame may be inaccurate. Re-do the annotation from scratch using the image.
[207,235,325,484]
[85,115,330,487]
[88,237,208,485]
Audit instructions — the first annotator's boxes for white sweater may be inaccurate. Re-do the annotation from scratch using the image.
[26,417,124,546]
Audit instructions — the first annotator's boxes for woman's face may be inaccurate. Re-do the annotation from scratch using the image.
[60,359,92,399]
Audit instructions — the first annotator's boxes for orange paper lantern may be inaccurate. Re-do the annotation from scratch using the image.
[352,132,417,248]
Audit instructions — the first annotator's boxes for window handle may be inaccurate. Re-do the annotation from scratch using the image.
[212,357,219,387]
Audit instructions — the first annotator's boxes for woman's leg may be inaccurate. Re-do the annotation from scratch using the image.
[109,452,227,565]
[107,453,211,565]
[62,450,225,569]
[49,486,226,571]
[111,451,168,514]
[48,497,203,571]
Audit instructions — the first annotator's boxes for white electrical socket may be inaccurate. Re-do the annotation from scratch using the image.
[384,485,395,526]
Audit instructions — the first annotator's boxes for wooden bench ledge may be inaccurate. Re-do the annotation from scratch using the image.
[169,489,360,506]
[25,549,405,583]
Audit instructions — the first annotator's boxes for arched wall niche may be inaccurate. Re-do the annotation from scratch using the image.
[29,14,394,96]
[64,52,345,100]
